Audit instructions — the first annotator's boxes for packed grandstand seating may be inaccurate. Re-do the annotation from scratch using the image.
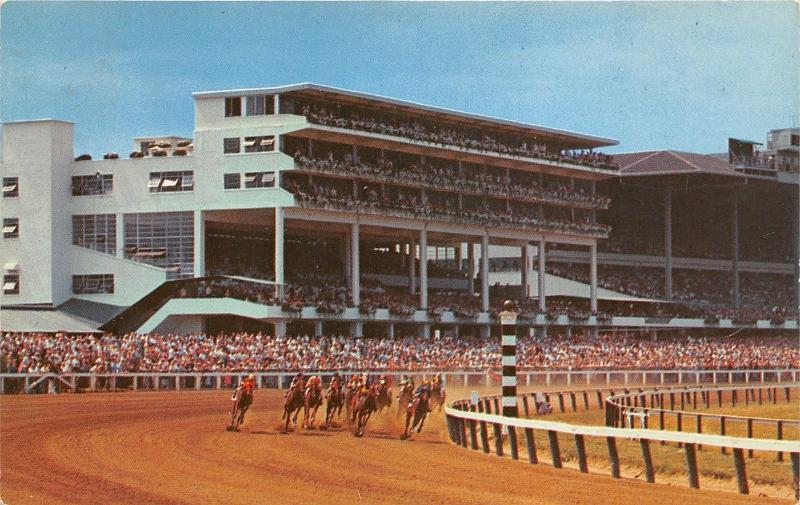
[282,177,611,237]
[3,332,797,374]
[291,153,611,209]
[295,99,619,170]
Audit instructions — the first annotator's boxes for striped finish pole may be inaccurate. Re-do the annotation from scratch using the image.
[500,300,519,417]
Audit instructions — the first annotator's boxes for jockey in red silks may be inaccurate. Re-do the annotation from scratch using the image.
[233,373,256,408]
[329,372,342,393]
[288,372,305,397]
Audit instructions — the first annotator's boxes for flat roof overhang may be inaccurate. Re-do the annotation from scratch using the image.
[193,82,618,150]
[290,124,617,181]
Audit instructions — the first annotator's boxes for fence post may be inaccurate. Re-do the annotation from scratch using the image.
[557,393,565,413]
[195,375,201,390]
[640,439,655,483]
[575,434,588,473]
[507,425,519,460]
[733,448,749,495]
[747,419,753,458]
[460,418,468,448]
[607,436,621,478]
[522,395,530,417]
[684,443,700,489]
[479,421,490,453]
[785,387,791,403]
[696,414,703,450]
[216,375,221,389]
[582,391,589,410]
[596,390,603,410]
[547,430,562,468]
[569,392,577,412]
[720,416,727,454]
[493,423,504,456]
[791,452,800,501]
[469,419,478,450]
[777,421,784,462]
[524,428,537,464]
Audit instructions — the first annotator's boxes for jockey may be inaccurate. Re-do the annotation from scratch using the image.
[413,381,431,399]
[399,376,415,390]
[232,373,256,407]
[431,374,443,392]
[306,375,322,394]
[329,372,342,392]
[289,372,305,394]
[379,374,391,388]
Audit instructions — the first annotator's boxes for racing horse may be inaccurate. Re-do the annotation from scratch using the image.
[401,388,429,440]
[396,381,414,417]
[303,383,324,428]
[282,386,305,432]
[227,387,252,431]
[428,382,446,412]
[344,378,360,423]
[352,384,379,437]
[323,383,345,428]
[375,380,392,414]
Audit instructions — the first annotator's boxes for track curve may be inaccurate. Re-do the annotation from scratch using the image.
[1,390,791,505]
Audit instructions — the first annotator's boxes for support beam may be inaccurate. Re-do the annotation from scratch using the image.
[467,242,475,295]
[420,226,428,309]
[664,188,673,300]
[521,243,531,298]
[408,238,416,295]
[481,232,490,312]
[351,220,360,306]
[455,242,463,271]
[590,242,598,312]
[274,208,285,299]
[193,210,205,278]
[731,191,740,309]
[538,239,546,311]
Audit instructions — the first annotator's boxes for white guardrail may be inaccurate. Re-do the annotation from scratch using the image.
[2,368,798,395]
[445,379,800,499]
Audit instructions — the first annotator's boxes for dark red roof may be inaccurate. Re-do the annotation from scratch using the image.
[614,150,743,177]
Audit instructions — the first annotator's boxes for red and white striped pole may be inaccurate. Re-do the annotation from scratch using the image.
[500,300,519,417]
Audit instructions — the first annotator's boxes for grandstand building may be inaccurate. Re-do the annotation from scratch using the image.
[1,84,797,337]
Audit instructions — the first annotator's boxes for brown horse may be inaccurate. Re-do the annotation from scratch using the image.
[429,383,446,412]
[396,382,414,417]
[324,385,345,428]
[227,388,252,431]
[282,387,305,432]
[303,385,323,428]
[375,382,392,414]
[401,390,428,440]
[352,384,378,437]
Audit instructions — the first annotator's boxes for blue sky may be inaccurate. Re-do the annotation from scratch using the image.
[1,1,797,156]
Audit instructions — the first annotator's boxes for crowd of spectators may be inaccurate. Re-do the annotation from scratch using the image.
[4,332,796,374]
[284,178,611,237]
[293,153,611,210]
[297,100,619,170]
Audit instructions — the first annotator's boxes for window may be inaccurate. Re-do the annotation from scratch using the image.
[224,173,241,190]
[246,94,275,116]
[72,214,116,254]
[72,274,114,294]
[792,134,799,147]
[224,137,241,154]
[124,211,194,279]
[244,172,276,189]
[243,136,275,153]
[3,273,19,295]
[225,97,242,117]
[72,174,113,196]
[149,171,194,193]
[2,177,18,197]
[2,218,19,239]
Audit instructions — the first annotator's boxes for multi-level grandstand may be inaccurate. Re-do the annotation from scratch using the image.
[1,83,797,340]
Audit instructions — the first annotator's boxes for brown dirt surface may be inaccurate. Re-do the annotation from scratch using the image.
[1,389,794,505]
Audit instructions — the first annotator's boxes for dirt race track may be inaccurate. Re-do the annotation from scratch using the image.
[1,389,793,505]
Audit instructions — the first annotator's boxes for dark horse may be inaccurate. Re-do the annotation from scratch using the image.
[324,385,345,428]
[282,387,305,432]
[227,388,252,431]
[375,381,392,414]
[401,390,429,440]
[352,384,378,437]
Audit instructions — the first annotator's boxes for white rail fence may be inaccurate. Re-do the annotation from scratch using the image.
[2,368,798,395]
[446,380,800,498]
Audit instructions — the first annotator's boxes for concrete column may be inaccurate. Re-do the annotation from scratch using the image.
[343,233,351,280]
[420,227,428,308]
[314,320,323,337]
[274,320,287,337]
[193,210,205,278]
[481,232,490,312]
[455,243,463,271]
[273,94,280,114]
[408,237,416,295]
[664,189,673,300]
[467,242,475,295]
[521,243,531,298]
[731,192,740,309]
[352,321,363,338]
[590,242,598,312]
[351,221,360,306]
[388,323,395,338]
[538,239,546,311]
[274,208,284,298]
[116,213,124,258]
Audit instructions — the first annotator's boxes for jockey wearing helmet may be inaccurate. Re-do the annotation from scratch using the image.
[288,372,305,395]
[329,372,342,392]
[233,373,256,408]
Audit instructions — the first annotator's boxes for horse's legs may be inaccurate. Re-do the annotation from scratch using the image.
[416,413,427,433]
